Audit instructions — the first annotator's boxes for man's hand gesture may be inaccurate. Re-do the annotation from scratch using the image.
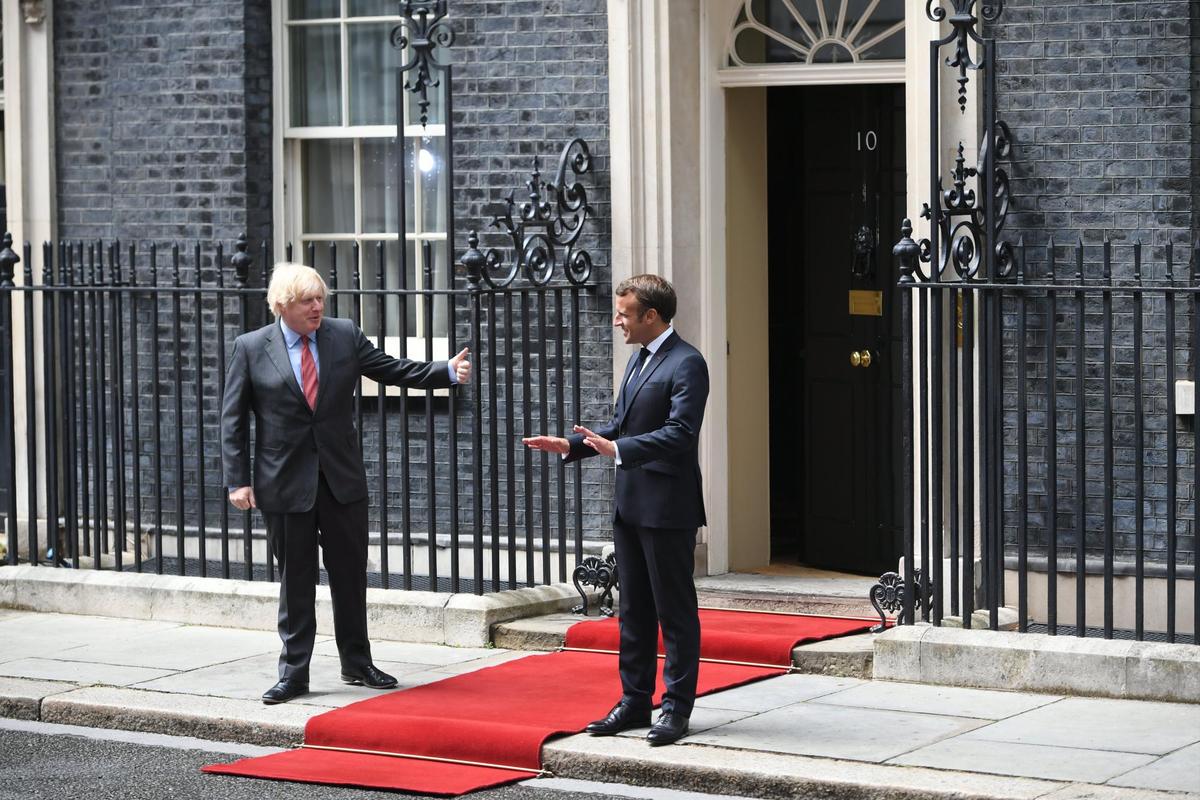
[574,425,615,459]
[522,435,570,454]
[450,347,472,384]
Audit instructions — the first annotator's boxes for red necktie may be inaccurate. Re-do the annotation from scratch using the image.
[300,335,318,410]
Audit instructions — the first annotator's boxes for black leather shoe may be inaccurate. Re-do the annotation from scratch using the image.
[646,712,689,746]
[340,663,398,689]
[585,702,652,735]
[262,679,308,705]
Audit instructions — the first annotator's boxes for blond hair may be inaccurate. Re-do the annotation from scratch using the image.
[266,262,329,317]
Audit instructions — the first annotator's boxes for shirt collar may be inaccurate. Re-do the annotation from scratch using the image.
[645,326,674,356]
[279,318,313,348]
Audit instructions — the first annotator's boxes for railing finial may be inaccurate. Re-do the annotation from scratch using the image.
[231,232,252,289]
[0,233,20,287]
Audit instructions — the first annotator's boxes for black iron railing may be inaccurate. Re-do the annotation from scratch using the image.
[886,0,1196,644]
[895,232,1199,644]
[0,140,600,593]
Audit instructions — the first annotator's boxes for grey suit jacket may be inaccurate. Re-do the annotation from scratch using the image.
[220,316,451,514]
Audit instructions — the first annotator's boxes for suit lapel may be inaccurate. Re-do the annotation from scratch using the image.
[615,349,643,420]
[265,325,310,410]
[622,331,678,414]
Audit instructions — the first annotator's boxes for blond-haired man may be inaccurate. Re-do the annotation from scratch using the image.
[221,263,471,704]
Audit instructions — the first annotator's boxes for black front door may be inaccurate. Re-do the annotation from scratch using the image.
[768,83,905,575]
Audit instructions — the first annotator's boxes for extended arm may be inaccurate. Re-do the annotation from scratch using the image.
[355,327,453,389]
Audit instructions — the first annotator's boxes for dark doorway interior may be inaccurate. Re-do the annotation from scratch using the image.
[767,83,906,576]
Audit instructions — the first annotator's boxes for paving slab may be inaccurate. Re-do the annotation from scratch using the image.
[315,638,502,666]
[39,685,315,747]
[542,733,1062,800]
[0,612,182,661]
[685,701,988,763]
[812,680,1063,720]
[420,648,537,675]
[692,672,861,713]
[0,657,175,687]
[1107,741,1200,794]
[127,651,431,705]
[0,676,78,720]
[59,624,282,670]
[1040,786,1200,800]
[961,695,1200,755]
[889,737,1157,783]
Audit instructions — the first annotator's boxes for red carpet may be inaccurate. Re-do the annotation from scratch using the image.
[204,609,873,795]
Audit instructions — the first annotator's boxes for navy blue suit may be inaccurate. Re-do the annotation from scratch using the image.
[566,330,708,716]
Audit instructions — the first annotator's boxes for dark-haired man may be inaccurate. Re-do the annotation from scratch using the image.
[524,274,708,746]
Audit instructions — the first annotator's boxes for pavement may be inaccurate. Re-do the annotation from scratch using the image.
[1,608,1198,800]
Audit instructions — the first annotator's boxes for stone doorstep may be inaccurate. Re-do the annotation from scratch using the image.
[696,590,879,619]
[874,624,1200,704]
[0,564,588,648]
[492,613,879,679]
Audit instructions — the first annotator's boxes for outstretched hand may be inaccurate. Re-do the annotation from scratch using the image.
[522,435,570,454]
[574,425,615,459]
[449,347,472,384]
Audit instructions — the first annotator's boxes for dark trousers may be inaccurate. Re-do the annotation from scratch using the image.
[261,473,372,683]
[613,515,700,717]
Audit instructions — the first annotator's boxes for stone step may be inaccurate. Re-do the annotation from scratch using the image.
[491,613,879,679]
[696,589,880,619]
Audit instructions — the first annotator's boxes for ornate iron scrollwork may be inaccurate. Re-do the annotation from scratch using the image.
[927,0,1004,112]
[902,1,1012,285]
[461,138,594,289]
[571,552,619,617]
[869,569,930,633]
[391,0,455,127]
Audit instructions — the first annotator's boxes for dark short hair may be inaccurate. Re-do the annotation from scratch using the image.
[615,274,676,323]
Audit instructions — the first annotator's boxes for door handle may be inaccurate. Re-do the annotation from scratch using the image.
[849,350,873,368]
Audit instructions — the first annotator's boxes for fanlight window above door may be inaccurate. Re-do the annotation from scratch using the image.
[728,0,904,66]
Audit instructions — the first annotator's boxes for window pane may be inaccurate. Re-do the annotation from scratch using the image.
[425,241,449,338]
[308,239,351,317]
[852,0,905,61]
[357,240,405,338]
[302,140,355,234]
[415,135,447,233]
[290,25,342,126]
[349,0,396,16]
[289,0,339,19]
[349,22,401,126]
[361,138,412,234]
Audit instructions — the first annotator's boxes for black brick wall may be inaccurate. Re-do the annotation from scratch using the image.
[991,1,1197,568]
[54,0,274,251]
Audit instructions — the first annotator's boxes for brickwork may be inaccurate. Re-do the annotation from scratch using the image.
[990,1,1197,567]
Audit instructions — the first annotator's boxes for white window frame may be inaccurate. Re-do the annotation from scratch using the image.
[272,0,450,397]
